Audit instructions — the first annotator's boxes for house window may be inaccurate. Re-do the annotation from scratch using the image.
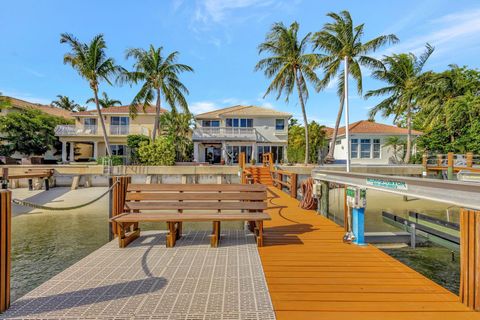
[110,116,129,135]
[84,118,97,133]
[111,145,127,156]
[351,139,358,158]
[202,120,219,127]
[373,139,381,158]
[360,139,371,158]
[275,119,285,130]
[84,118,96,126]
[226,118,253,128]
[226,145,251,164]
[257,145,283,163]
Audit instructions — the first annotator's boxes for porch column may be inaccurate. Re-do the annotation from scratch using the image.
[251,143,256,163]
[93,141,98,160]
[69,142,75,162]
[61,141,67,163]
[221,141,226,163]
[193,142,199,162]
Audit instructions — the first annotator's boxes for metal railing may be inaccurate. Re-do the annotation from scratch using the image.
[109,125,129,135]
[55,125,150,136]
[192,127,257,141]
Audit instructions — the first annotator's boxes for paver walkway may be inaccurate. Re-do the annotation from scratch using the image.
[260,187,480,320]
[2,230,275,320]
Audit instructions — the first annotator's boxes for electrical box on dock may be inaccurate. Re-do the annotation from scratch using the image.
[346,187,367,208]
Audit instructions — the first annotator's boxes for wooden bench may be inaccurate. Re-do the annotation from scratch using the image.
[1,168,54,190]
[110,184,270,248]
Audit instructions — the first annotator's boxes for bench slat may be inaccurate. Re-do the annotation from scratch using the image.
[126,191,267,201]
[112,212,271,223]
[127,184,267,192]
[125,201,267,211]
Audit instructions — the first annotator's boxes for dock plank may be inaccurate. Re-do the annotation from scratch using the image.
[261,187,480,320]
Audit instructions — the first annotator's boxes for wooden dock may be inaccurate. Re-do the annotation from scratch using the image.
[260,187,480,320]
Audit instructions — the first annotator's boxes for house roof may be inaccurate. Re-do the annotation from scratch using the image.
[73,105,167,116]
[326,120,423,138]
[5,96,73,119]
[195,105,292,119]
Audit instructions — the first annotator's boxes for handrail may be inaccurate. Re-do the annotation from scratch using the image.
[423,152,480,179]
[271,167,297,199]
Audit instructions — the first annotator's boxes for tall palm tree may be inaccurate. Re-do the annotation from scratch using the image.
[60,33,123,155]
[255,22,322,164]
[311,10,398,162]
[51,95,80,111]
[366,44,434,163]
[86,91,122,108]
[121,45,193,141]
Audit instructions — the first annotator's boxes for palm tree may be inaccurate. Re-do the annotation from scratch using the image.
[51,95,80,111]
[60,33,123,155]
[160,111,194,161]
[86,91,122,108]
[311,10,398,163]
[121,45,193,141]
[366,44,434,163]
[383,136,405,163]
[255,22,322,164]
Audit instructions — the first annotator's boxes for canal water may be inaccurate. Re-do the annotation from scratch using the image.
[328,187,460,294]
[10,186,460,301]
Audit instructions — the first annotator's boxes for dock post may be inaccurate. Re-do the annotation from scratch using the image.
[466,152,473,168]
[0,190,12,313]
[352,207,366,245]
[410,223,416,249]
[459,208,480,310]
[447,152,454,180]
[319,181,329,216]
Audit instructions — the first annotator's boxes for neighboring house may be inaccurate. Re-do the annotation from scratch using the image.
[1,96,73,160]
[55,105,165,162]
[193,105,291,164]
[326,120,422,164]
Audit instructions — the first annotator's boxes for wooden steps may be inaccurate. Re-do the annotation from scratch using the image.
[245,166,273,186]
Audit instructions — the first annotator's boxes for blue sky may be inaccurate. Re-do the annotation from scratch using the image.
[1,0,480,127]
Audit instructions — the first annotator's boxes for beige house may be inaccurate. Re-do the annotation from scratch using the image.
[193,105,291,164]
[55,105,164,163]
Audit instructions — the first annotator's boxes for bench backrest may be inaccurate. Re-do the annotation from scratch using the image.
[124,183,268,212]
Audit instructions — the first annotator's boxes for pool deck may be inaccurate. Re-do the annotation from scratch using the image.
[262,187,480,320]
[2,186,480,319]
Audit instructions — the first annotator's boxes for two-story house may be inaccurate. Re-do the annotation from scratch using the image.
[55,105,165,162]
[192,105,291,164]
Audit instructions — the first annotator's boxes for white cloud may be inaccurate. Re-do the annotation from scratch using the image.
[23,67,45,78]
[189,101,219,114]
[379,8,480,58]
[194,0,274,24]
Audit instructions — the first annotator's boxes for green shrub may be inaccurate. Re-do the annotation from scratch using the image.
[97,155,124,166]
[127,134,150,164]
[137,137,176,165]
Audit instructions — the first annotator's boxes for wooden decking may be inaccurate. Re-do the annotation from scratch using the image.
[261,187,480,320]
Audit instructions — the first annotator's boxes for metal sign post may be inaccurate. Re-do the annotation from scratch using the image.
[346,187,367,246]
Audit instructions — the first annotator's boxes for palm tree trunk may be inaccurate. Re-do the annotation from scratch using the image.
[327,95,344,160]
[295,69,309,164]
[405,106,412,163]
[152,89,161,142]
[93,87,111,156]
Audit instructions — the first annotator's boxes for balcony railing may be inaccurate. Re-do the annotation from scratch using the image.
[55,125,150,137]
[192,127,257,141]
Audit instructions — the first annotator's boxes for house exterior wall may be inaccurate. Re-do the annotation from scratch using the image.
[333,134,417,164]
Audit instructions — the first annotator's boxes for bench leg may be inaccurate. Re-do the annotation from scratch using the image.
[176,222,182,240]
[256,221,264,247]
[118,223,140,248]
[247,221,255,233]
[211,221,220,248]
[166,222,177,248]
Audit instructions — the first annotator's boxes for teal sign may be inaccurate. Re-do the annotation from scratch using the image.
[366,178,408,190]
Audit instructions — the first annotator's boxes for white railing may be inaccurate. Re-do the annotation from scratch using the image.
[192,127,257,141]
[55,125,150,137]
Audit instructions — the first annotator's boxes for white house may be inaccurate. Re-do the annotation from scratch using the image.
[327,120,423,164]
[192,105,292,164]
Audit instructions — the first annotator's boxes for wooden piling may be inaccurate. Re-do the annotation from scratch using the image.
[319,181,329,217]
[447,152,454,180]
[0,190,12,313]
[459,208,480,310]
[467,152,474,168]
[290,173,297,199]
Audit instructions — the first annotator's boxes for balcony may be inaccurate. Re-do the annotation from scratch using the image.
[55,125,150,137]
[192,127,257,141]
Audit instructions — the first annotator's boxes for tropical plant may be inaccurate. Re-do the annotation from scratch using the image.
[96,155,125,166]
[255,22,322,164]
[0,108,72,156]
[126,134,150,164]
[0,93,11,110]
[51,95,80,111]
[311,10,398,162]
[383,136,405,163]
[120,45,193,141]
[86,91,122,108]
[160,111,194,162]
[137,137,176,165]
[60,33,123,155]
[287,119,327,163]
[366,44,434,163]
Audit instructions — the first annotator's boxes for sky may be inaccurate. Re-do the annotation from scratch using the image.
[1,0,480,127]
